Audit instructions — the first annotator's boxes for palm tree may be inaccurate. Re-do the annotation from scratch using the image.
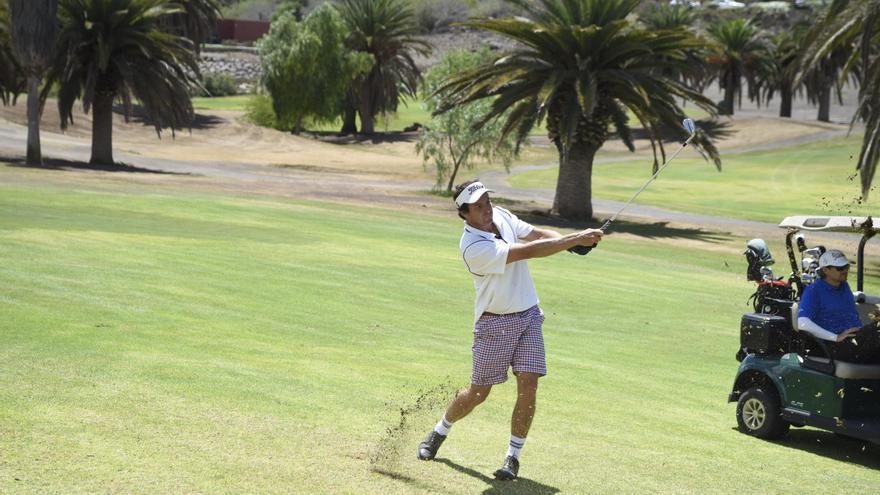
[0,0,25,105]
[640,3,710,92]
[437,0,720,219]
[802,44,851,123]
[9,0,59,166]
[50,0,201,165]
[159,0,221,53]
[801,0,880,197]
[706,18,772,115]
[339,0,431,134]
[760,28,805,118]
[641,4,696,30]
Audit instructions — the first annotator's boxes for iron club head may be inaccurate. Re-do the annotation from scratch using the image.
[682,118,696,136]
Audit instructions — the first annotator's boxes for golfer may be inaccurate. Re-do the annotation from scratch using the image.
[417,180,603,480]
[798,249,880,363]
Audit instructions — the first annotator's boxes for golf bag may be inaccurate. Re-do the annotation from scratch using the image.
[745,238,774,282]
[749,280,796,321]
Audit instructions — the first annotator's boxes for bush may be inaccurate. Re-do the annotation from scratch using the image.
[412,0,469,33]
[244,93,285,130]
[468,0,524,19]
[199,72,239,97]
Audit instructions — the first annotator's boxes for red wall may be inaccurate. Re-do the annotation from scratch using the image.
[216,20,270,43]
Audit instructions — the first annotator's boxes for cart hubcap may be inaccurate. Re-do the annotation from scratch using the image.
[743,398,766,430]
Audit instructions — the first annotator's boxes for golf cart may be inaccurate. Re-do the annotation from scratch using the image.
[729,216,880,444]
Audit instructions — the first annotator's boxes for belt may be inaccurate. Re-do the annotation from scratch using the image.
[482,308,532,317]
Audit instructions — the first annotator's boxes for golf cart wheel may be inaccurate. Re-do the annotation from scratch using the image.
[736,386,790,440]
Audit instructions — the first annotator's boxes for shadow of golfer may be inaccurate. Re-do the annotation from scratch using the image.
[435,458,560,495]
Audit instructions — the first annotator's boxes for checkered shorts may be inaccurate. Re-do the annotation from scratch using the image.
[471,305,546,386]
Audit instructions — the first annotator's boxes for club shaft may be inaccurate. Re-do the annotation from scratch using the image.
[606,134,696,225]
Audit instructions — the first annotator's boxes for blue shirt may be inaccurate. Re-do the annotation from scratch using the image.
[798,279,861,334]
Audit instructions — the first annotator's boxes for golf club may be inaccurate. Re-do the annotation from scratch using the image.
[570,118,699,255]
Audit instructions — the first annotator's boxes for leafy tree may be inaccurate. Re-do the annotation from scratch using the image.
[339,0,431,134]
[437,0,720,219]
[801,0,880,197]
[417,48,518,191]
[50,0,201,165]
[705,18,773,115]
[0,0,25,105]
[9,0,59,166]
[259,4,372,133]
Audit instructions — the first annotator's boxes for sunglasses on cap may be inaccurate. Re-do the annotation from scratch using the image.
[828,264,850,271]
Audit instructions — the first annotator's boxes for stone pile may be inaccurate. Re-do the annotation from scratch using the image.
[198,50,262,93]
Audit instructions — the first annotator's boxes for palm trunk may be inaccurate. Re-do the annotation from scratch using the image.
[25,75,42,165]
[780,86,792,118]
[817,85,831,122]
[358,96,375,135]
[90,91,115,165]
[722,79,736,116]
[552,140,599,219]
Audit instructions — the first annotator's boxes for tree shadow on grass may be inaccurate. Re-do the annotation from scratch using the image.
[2,155,190,175]
[732,427,880,470]
[435,458,560,495]
[120,104,226,131]
[309,131,419,145]
[514,209,733,244]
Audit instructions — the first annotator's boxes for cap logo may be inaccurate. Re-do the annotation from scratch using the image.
[455,182,488,207]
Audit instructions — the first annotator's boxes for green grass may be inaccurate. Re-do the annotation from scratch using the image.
[191,95,254,112]
[1,165,878,493]
[510,135,873,223]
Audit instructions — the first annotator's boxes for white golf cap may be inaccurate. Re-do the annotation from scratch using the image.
[454,181,494,207]
[818,249,850,268]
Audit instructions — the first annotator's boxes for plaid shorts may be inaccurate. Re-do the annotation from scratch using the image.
[471,305,546,386]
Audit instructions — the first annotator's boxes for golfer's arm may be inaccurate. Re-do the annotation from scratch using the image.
[507,233,580,263]
[797,317,838,341]
[523,227,562,241]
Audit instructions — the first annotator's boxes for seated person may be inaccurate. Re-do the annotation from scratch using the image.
[797,249,880,364]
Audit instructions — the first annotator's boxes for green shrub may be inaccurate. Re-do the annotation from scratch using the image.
[244,93,285,130]
[412,0,468,33]
[199,72,239,97]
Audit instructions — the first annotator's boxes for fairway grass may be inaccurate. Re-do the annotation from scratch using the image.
[1,165,878,493]
[510,135,875,223]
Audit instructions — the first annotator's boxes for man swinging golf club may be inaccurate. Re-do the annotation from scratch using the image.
[416,180,603,480]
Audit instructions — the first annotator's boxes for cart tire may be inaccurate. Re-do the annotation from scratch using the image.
[736,386,790,440]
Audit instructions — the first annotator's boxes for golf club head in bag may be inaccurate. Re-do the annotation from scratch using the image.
[569,118,698,256]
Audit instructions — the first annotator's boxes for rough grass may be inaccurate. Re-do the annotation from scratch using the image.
[1,165,878,494]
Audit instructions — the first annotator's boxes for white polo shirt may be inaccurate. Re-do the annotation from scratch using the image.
[460,206,539,322]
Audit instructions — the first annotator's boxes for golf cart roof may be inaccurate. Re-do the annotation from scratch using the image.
[778,216,874,233]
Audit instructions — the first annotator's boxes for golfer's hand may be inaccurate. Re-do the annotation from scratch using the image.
[837,327,860,342]
[573,228,603,247]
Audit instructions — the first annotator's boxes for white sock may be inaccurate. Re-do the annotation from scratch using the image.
[507,434,526,459]
[434,416,453,436]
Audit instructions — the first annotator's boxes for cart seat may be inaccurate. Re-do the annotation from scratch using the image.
[791,302,880,379]
[787,355,880,379]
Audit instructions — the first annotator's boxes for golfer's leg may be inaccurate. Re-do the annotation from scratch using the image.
[445,384,492,423]
[511,372,540,438]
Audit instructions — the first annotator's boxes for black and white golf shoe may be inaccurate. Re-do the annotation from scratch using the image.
[493,455,519,480]
[416,430,446,460]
